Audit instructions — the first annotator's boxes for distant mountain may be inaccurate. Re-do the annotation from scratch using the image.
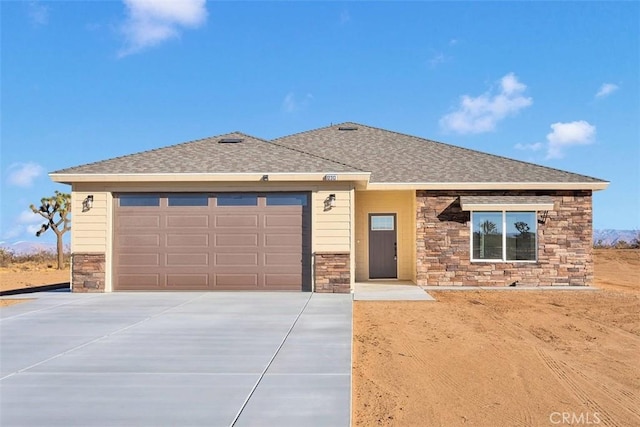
[0,241,61,255]
[593,229,639,246]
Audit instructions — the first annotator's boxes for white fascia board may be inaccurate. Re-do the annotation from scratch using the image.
[364,181,609,191]
[50,172,372,184]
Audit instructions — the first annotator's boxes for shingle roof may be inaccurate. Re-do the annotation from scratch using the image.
[53,123,606,188]
[273,122,606,184]
[53,132,363,175]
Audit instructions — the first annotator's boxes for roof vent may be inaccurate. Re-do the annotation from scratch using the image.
[338,126,358,131]
[218,138,244,143]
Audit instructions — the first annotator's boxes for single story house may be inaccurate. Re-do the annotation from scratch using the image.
[51,122,608,293]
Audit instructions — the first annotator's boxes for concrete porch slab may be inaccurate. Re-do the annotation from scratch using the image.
[353,282,435,301]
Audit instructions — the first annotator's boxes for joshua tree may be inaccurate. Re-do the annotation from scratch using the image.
[30,191,71,269]
[479,220,498,235]
[514,221,531,236]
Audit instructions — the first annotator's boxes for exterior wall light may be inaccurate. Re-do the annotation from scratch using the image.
[82,195,94,212]
[324,194,337,211]
[261,175,269,181]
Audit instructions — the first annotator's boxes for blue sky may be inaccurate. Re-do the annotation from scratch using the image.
[2,1,639,247]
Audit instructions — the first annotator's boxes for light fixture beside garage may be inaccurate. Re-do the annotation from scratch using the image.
[82,195,94,212]
[261,174,269,181]
[324,194,337,211]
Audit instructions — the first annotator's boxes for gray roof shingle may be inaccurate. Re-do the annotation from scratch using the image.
[273,122,606,184]
[53,132,363,175]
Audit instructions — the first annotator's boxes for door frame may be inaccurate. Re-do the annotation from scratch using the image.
[368,213,398,279]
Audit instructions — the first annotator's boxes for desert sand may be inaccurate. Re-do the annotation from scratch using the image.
[353,249,640,426]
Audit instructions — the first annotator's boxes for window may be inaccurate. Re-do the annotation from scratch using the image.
[168,194,209,206]
[119,195,160,207]
[371,215,394,231]
[216,194,258,206]
[266,194,307,206]
[471,211,536,262]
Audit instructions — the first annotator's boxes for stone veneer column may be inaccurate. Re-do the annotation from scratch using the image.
[416,190,593,287]
[72,253,106,292]
[314,252,351,293]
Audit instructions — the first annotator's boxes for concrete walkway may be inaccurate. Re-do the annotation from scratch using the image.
[0,292,352,427]
[353,282,435,301]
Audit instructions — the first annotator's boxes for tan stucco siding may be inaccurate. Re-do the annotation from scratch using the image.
[355,190,416,282]
[71,191,109,253]
[312,189,352,253]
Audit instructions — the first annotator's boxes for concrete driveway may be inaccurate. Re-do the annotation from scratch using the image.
[0,292,352,427]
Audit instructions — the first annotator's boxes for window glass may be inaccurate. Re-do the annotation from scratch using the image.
[371,215,394,231]
[216,194,258,206]
[472,212,503,260]
[506,212,536,261]
[168,194,208,207]
[266,194,307,206]
[119,195,160,207]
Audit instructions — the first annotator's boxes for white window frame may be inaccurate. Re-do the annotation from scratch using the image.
[470,211,538,263]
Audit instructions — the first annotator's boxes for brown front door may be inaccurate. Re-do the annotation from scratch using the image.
[368,214,397,279]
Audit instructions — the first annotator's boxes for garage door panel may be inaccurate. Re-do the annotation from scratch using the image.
[166,253,208,267]
[118,253,160,267]
[166,234,209,247]
[118,215,160,228]
[167,215,209,228]
[117,274,160,288]
[215,274,258,288]
[118,234,160,247]
[264,234,302,247]
[114,193,309,291]
[215,253,258,266]
[264,253,300,266]
[215,215,258,227]
[167,274,209,287]
[215,234,259,247]
[265,274,302,288]
[264,214,302,227]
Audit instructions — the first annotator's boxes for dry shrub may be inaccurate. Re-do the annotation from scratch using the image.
[0,248,14,268]
[0,248,70,268]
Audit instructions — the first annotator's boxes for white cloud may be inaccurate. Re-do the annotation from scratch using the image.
[119,0,208,57]
[28,1,49,26]
[546,120,596,159]
[595,83,619,98]
[6,162,44,187]
[439,73,532,134]
[1,211,44,240]
[515,142,543,152]
[282,92,313,113]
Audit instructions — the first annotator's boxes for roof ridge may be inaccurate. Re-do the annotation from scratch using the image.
[271,121,355,143]
[269,140,368,173]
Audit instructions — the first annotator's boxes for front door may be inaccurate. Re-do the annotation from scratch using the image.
[368,214,397,279]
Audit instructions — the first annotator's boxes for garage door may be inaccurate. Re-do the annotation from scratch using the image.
[113,193,310,291]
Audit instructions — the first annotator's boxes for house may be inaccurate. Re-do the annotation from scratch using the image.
[50,122,608,293]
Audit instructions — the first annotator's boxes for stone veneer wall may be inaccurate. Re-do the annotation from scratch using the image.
[416,190,593,287]
[72,253,106,292]
[314,252,351,293]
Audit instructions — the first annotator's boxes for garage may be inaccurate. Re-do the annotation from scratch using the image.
[113,193,311,291]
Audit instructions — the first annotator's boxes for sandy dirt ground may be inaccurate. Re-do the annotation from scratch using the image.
[0,263,69,307]
[353,249,640,427]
